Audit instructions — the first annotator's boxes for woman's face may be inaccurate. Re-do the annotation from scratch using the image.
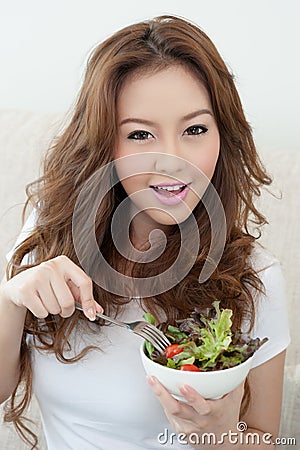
[114,65,220,241]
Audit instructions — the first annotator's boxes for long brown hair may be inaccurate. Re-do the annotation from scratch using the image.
[4,15,272,448]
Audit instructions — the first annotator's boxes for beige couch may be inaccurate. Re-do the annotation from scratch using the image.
[0,109,299,448]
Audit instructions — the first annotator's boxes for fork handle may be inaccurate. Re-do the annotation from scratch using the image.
[95,312,131,330]
[74,302,130,330]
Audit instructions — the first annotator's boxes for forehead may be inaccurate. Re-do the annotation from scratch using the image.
[117,65,211,118]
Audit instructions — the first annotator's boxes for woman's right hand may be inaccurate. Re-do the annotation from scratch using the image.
[1,255,103,321]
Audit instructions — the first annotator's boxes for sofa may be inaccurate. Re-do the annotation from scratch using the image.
[0,109,299,449]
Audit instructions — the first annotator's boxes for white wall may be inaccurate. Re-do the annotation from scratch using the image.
[0,0,299,152]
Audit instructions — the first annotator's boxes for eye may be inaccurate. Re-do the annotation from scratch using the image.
[127,130,154,140]
[183,125,208,136]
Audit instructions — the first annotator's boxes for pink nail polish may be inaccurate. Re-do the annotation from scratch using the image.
[147,376,157,386]
[181,384,193,396]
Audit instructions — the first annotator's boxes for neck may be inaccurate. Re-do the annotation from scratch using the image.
[130,210,170,251]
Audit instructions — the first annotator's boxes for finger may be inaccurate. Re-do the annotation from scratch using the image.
[26,292,50,319]
[147,377,209,430]
[179,384,212,416]
[95,302,104,314]
[66,279,81,302]
[50,275,76,318]
[54,256,102,320]
[147,376,195,418]
[66,278,103,320]
[67,279,104,317]
[35,280,62,315]
[147,377,216,432]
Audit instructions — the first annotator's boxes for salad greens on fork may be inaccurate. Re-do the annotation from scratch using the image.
[143,301,268,372]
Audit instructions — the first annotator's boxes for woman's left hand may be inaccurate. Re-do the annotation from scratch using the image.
[147,376,244,447]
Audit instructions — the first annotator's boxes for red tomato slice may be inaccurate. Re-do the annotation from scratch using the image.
[164,344,184,358]
[179,364,200,372]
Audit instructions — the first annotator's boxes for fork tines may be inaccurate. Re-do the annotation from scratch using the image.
[138,330,166,353]
[145,325,171,348]
[139,324,171,353]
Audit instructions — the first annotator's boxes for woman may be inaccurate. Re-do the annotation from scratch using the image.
[0,15,290,449]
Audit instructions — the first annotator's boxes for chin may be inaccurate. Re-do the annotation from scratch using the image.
[148,210,192,227]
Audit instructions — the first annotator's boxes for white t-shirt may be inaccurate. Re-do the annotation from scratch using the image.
[6,210,291,450]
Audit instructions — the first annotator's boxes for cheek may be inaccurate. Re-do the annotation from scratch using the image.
[117,174,147,196]
[193,135,220,181]
[114,140,124,161]
[114,146,146,185]
[203,148,220,179]
[114,134,135,159]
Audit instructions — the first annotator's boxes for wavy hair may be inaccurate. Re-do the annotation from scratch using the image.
[4,15,272,448]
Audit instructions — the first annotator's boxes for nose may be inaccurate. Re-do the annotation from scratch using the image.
[153,144,186,175]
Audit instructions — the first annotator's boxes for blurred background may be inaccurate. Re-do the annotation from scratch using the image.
[0,0,299,150]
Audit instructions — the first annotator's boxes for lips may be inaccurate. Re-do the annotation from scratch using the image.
[150,182,191,206]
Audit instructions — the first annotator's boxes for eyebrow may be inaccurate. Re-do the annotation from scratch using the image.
[119,108,213,127]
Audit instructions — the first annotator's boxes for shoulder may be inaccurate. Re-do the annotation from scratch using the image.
[246,242,291,368]
[248,241,287,306]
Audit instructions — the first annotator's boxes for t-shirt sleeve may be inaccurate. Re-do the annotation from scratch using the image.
[249,260,291,369]
[5,208,37,265]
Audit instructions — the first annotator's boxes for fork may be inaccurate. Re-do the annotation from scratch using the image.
[74,301,171,353]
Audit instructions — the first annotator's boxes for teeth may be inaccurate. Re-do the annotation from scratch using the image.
[155,185,186,192]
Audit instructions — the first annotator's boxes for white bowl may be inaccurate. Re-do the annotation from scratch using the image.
[140,342,254,401]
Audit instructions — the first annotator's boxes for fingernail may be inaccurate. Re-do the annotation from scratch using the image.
[181,384,190,394]
[87,308,96,321]
[147,376,157,386]
[180,384,194,398]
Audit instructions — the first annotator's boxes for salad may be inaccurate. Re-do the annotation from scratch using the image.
[143,301,268,372]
